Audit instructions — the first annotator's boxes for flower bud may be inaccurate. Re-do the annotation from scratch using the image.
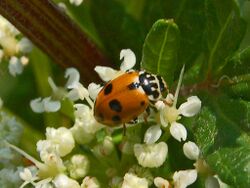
[68,154,89,179]
[134,142,168,168]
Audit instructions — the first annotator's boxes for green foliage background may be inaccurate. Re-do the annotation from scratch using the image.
[0,0,250,187]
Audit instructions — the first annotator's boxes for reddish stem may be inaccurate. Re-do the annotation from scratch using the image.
[0,0,112,83]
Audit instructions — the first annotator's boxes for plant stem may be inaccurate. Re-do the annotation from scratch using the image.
[0,0,112,84]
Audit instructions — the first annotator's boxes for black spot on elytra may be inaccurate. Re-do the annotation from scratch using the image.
[127,82,140,90]
[104,83,113,95]
[140,101,145,106]
[109,99,122,112]
[98,113,104,121]
[112,115,121,122]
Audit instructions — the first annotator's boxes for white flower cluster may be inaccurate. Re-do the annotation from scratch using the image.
[12,49,225,188]
[8,126,99,188]
[0,16,33,76]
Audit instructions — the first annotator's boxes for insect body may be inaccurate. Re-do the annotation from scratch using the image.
[94,71,167,126]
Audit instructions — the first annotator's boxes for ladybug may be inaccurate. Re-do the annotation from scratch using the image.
[94,70,167,126]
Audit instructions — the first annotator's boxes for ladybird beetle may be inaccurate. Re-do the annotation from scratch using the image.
[94,70,167,126]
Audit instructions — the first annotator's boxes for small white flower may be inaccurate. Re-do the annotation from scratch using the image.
[39,153,66,179]
[19,168,39,188]
[81,176,100,188]
[43,97,61,112]
[119,49,136,72]
[17,37,33,53]
[173,169,197,188]
[144,125,162,144]
[68,154,89,179]
[65,68,80,89]
[154,177,169,188]
[93,136,115,157]
[30,97,61,113]
[20,168,34,181]
[159,96,201,142]
[121,173,148,188]
[183,141,200,160]
[95,49,136,81]
[67,82,89,101]
[53,174,80,188]
[30,98,45,113]
[134,142,168,168]
[205,176,220,188]
[0,35,18,56]
[169,122,187,142]
[88,82,102,100]
[69,0,84,6]
[159,66,201,142]
[45,127,75,157]
[71,104,103,144]
[8,56,23,76]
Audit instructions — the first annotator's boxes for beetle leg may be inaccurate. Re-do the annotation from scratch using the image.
[143,107,150,123]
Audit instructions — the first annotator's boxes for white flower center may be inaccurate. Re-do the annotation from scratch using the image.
[163,106,180,124]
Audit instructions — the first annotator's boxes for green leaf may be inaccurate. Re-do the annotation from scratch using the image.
[204,0,246,77]
[221,46,250,77]
[141,19,180,85]
[219,46,250,100]
[193,107,218,155]
[141,0,206,74]
[226,74,250,101]
[207,146,250,187]
[193,94,250,187]
[90,0,145,67]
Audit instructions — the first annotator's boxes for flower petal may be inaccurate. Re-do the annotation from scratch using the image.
[88,82,102,100]
[53,174,80,188]
[119,49,136,72]
[134,142,168,168]
[154,177,169,188]
[94,66,118,82]
[121,173,148,188]
[19,168,33,181]
[170,122,187,142]
[17,37,33,53]
[65,68,80,89]
[144,125,162,144]
[81,176,100,188]
[8,56,23,76]
[205,176,220,188]
[67,83,89,101]
[46,127,75,157]
[173,169,197,188]
[30,97,44,113]
[43,97,61,112]
[69,0,84,6]
[183,141,200,160]
[178,96,201,117]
